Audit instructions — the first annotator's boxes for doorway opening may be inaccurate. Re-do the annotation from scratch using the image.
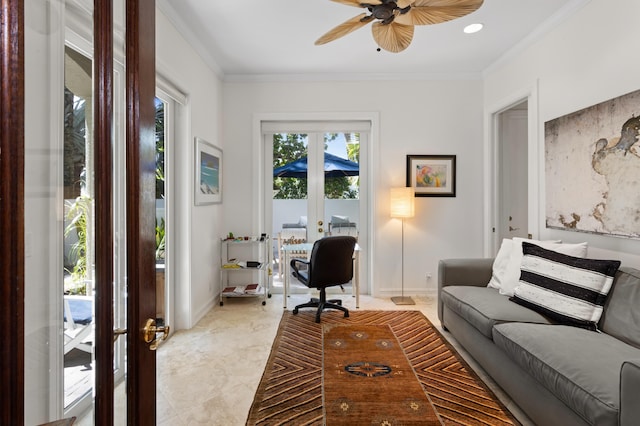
[496,101,529,244]
[269,132,361,293]
[486,84,540,256]
[62,44,95,413]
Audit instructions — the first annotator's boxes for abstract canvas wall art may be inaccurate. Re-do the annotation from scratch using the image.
[545,89,640,238]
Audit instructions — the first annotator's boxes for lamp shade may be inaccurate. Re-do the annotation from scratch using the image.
[390,187,415,218]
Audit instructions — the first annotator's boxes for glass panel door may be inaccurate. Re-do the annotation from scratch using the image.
[270,130,361,293]
[323,132,360,241]
[154,95,172,330]
[62,44,96,417]
[20,0,158,423]
[272,133,309,288]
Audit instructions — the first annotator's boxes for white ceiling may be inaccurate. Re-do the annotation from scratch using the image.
[158,0,589,81]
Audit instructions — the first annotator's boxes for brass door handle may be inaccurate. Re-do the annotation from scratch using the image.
[143,318,170,351]
[509,226,520,232]
[113,328,127,343]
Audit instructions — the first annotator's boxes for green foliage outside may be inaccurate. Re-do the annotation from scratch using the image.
[155,99,166,262]
[64,195,92,294]
[63,87,86,199]
[272,133,360,200]
[155,99,165,200]
[156,217,166,261]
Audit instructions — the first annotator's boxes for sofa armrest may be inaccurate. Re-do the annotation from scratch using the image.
[621,359,640,426]
[438,258,494,289]
[438,258,494,324]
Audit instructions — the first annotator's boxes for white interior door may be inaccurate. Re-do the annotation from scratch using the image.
[498,104,529,242]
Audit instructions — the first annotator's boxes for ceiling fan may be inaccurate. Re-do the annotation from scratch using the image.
[315,0,484,53]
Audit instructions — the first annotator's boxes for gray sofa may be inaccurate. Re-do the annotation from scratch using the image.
[438,258,640,426]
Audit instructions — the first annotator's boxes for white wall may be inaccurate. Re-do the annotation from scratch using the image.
[484,0,640,268]
[223,80,484,296]
[156,10,224,328]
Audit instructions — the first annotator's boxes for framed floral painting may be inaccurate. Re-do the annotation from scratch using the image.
[406,155,456,197]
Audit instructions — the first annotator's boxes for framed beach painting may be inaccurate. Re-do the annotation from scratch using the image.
[195,137,222,205]
[406,154,456,197]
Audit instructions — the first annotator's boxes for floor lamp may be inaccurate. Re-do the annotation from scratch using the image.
[390,187,415,305]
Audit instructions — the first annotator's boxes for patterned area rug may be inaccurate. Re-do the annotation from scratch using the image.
[324,323,440,424]
[246,310,519,425]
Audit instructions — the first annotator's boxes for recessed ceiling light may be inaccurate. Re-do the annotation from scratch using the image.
[464,23,483,34]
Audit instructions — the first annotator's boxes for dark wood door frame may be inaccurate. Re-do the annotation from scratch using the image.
[126,1,157,424]
[0,1,157,424]
[0,0,25,424]
[94,0,115,423]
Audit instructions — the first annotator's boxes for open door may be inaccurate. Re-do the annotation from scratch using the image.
[0,1,162,424]
[497,102,529,243]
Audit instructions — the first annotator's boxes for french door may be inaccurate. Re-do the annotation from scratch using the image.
[1,1,160,424]
[271,132,362,241]
[264,121,369,291]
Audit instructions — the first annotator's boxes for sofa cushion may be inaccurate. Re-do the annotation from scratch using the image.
[493,323,640,426]
[501,238,587,296]
[486,238,567,295]
[511,242,621,331]
[599,267,640,349]
[441,286,551,339]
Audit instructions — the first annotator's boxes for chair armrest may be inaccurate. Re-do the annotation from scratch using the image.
[290,258,309,270]
[438,258,494,324]
[290,258,310,284]
[621,359,640,426]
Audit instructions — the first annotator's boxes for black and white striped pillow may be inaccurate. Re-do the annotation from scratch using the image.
[510,242,621,331]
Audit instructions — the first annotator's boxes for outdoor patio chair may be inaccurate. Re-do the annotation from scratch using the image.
[63,295,93,355]
[328,215,358,238]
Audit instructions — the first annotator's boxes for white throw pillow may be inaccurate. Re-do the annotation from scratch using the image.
[487,239,513,290]
[499,238,588,296]
[488,238,561,292]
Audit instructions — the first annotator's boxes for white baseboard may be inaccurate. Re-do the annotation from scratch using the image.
[192,296,216,327]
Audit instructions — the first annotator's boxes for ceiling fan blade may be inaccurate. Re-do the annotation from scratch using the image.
[371,21,414,53]
[330,0,382,7]
[412,0,482,6]
[315,13,372,45]
[394,0,483,26]
[396,0,413,8]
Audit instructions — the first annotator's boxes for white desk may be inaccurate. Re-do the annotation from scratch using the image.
[282,242,360,309]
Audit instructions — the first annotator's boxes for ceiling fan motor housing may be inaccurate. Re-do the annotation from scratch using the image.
[371,2,400,24]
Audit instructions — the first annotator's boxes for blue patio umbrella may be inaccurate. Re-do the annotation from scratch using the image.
[273,152,359,178]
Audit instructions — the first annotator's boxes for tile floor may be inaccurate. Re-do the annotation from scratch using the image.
[153,291,535,426]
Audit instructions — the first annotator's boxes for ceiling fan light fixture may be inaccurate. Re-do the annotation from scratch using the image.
[463,23,483,34]
[317,0,484,52]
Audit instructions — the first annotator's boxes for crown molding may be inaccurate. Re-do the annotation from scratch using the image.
[157,0,223,78]
[223,71,482,83]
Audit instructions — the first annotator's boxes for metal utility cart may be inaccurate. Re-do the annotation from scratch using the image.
[219,235,271,306]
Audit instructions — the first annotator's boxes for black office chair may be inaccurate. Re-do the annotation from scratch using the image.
[290,235,357,323]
